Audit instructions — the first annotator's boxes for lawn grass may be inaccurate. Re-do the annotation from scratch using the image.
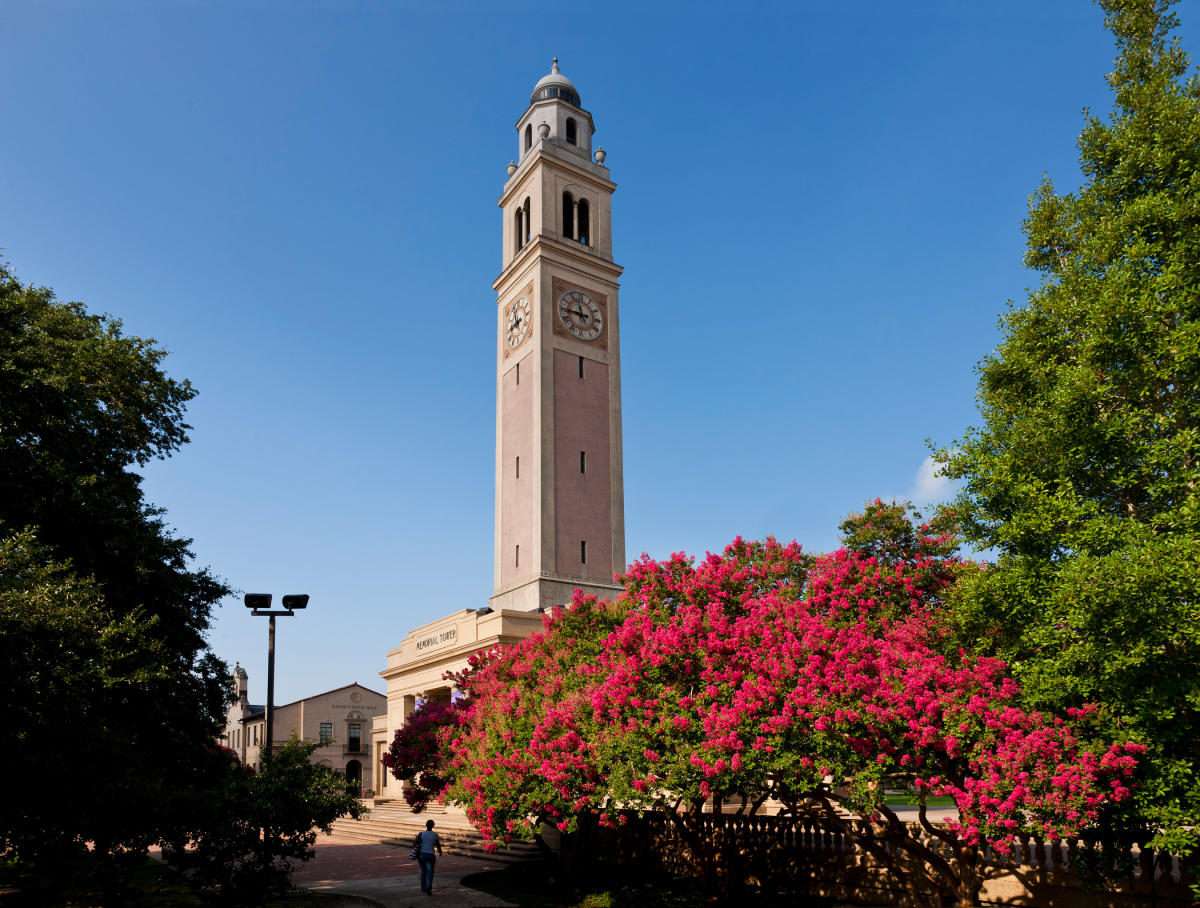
[882,794,957,809]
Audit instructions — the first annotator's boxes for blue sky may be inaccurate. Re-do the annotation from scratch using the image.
[4,1,1194,704]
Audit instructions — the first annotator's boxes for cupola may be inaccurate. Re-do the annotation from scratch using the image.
[530,59,581,107]
[516,58,596,164]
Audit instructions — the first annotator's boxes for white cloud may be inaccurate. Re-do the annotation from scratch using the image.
[908,454,955,506]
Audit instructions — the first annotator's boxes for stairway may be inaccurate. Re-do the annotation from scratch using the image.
[326,803,540,864]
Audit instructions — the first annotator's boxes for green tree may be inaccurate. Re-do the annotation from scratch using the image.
[938,0,1200,856]
[0,261,231,890]
[0,532,173,897]
[165,738,366,905]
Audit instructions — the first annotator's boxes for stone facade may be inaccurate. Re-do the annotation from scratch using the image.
[375,61,626,804]
[220,664,385,793]
[491,59,625,614]
[372,608,545,803]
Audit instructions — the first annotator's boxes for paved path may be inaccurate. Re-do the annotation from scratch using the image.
[292,833,517,907]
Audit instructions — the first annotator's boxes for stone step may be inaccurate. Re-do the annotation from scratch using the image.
[368,799,448,814]
[339,811,476,833]
[327,813,540,865]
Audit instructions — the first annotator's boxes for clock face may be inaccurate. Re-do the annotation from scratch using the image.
[556,289,603,342]
[505,296,531,349]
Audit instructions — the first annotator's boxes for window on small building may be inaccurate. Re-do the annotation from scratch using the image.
[577,198,590,246]
[319,722,333,745]
[565,117,577,145]
[348,723,362,753]
[253,726,258,746]
[562,192,574,240]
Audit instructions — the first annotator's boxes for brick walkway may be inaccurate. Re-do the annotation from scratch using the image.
[292,833,516,907]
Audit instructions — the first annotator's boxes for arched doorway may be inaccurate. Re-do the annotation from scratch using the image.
[346,759,362,798]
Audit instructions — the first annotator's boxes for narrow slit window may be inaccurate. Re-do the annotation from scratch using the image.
[562,192,574,239]
[516,362,519,385]
[514,208,523,251]
[516,456,520,479]
[578,355,584,378]
[524,124,532,152]
[566,117,577,145]
[515,544,519,567]
[581,540,587,564]
[577,198,590,246]
[523,197,531,243]
[580,450,586,474]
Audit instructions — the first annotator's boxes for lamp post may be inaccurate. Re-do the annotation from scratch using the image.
[244,593,309,758]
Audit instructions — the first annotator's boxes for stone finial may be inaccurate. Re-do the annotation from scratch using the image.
[506,161,517,176]
[538,122,550,139]
[552,58,559,74]
[594,147,606,165]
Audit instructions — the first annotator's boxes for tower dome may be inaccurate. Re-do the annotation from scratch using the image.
[531,58,580,108]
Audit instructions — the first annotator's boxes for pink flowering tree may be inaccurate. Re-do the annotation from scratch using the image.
[382,652,500,812]
[443,593,627,869]
[382,699,462,813]
[444,509,1143,906]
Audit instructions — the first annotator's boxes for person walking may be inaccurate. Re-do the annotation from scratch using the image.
[414,819,442,895]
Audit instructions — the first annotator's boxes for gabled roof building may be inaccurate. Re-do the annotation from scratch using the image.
[220,664,385,795]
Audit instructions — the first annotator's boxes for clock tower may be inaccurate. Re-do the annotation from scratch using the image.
[490,60,626,612]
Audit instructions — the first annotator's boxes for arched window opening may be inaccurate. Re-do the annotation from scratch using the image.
[514,207,524,251]
[524,124,532,152]
[562,192,574,240]
[577,198,590,246]
[523,197,531,244]
[565,118,577,145]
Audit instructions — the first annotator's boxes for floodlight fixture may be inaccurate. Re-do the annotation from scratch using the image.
[245,591,310,757]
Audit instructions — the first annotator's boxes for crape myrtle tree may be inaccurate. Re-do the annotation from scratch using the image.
[382,680,477,813]
[439,512,1143,907]
[937,0,1200,859]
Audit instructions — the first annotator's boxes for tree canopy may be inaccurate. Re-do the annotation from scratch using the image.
[938,0,1200,856]
[393,515,1142,906]
[0,261,230,890]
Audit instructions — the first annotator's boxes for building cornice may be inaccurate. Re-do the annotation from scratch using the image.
[498,145,614,209]
[494,234,622,293]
